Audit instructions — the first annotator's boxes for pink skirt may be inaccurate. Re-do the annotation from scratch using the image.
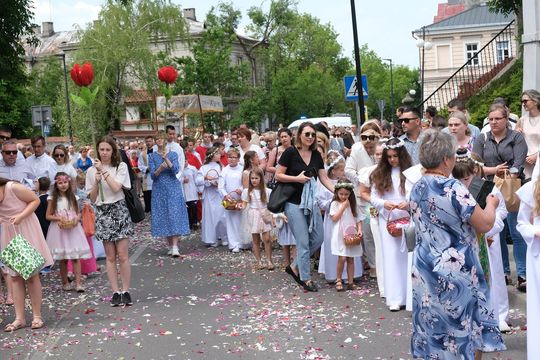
[46,215,93,260]
[68,235,98,274]
[246,208,272,234]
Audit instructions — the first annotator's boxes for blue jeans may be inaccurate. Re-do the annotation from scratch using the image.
[506,211,527,278]
[284,202,324,282]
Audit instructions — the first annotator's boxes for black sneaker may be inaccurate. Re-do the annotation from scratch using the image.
[110,292,122,307]
[121,291,133,306]
[517,276,526,293]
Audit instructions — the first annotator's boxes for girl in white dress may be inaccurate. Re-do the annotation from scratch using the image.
[329,180,363,291]
[370,138,412,311]
[516,177,540,360]
[219,148,244,252]
[452,150,511,332]
[317,152,362,282]
[241,168,274,270]
[196,147,227,247]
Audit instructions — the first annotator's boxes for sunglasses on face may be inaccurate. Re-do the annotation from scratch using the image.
[361,135,379,141]
[303,132,316,138]
[522,99,532,104]
[334,133,342,137]
[400,117,418,124]
[0,136,10,141]
[2,150,17,155]
[54,153,65,158]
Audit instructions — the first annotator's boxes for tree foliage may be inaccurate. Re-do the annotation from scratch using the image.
[73,0,188,140]
[0,0,38,138]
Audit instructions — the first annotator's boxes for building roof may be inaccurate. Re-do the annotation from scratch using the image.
[414,4,514,33]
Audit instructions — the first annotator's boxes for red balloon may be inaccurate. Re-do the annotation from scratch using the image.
[70,62,94,87]
[157,66,178,84]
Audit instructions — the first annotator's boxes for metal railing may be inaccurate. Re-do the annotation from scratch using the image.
[421,19,516,110]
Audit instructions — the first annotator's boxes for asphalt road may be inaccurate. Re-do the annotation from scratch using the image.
[0,220,528,359]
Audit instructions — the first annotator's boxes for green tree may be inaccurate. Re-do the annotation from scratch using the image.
[0,0,38,138]
[487,0,522,34]
[73,0,188,141]
[355,45,419,120]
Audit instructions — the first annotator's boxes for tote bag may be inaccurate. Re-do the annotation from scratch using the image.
[0,231,45,280]
[267,182,296,213]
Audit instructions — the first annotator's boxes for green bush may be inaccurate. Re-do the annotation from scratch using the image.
[467,57,523,127]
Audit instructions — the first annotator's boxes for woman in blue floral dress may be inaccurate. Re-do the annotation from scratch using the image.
[410,130,505,360]
[149,131,190,257]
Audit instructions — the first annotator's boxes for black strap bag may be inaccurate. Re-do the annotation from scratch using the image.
[267,182,296,213]
[123,187,145,223]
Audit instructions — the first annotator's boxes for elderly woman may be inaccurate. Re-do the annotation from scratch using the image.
[149,131,190,257]
[448,110,473,150]
[237,128,266,170]
[517,89,540,179]
[276,122,335,292]
[473,103,528,291]
[410,130,505,359]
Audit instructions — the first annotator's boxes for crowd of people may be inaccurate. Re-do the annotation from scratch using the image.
[1,90,540,359]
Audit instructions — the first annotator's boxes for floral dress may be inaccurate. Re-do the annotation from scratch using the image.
[410,175,505,359]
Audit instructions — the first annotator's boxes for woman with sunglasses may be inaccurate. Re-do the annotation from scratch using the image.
[517,89,540,180]
[51,145,77,188]
[276,122,335,292]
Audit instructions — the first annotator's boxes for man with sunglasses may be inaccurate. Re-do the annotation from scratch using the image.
[0,126,25,162]
[0,140,34,185]
[399,107,423,165]
[25,135,56,181]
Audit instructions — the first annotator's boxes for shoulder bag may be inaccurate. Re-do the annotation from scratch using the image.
[267,182,296,213]
[117,165,145,223]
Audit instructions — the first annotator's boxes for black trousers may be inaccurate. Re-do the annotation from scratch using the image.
[186,200,198,227]
[143,190,152,213]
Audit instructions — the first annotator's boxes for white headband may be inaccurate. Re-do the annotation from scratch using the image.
[381,138,405,150]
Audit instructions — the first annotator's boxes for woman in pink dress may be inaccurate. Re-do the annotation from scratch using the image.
[0,178,53,332]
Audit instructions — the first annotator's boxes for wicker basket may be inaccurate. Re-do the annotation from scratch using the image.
[222,191,242,210]
[343,225,362,246]
[386,209,410,237]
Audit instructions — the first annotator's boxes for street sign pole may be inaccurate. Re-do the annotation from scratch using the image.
[350,0,366,127]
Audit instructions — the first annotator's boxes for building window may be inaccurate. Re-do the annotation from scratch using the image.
[496,41,510,64]
[236,56,243,65]
[465,43,479,66]
[436,45,451,69]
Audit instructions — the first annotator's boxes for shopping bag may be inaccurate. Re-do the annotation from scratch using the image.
[494,172,521,212]
[82,203,96,236]
[0,232,45,280]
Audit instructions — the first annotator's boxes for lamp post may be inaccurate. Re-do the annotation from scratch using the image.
[58,53,74,145]
[382,58,394,120]
[349,0,366,127]
[416,27,432,113]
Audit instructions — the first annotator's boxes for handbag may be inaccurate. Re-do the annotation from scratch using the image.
[262,209,274,224]
[494,171,521,212]
[123,187,145,223]
[0,229,46,280]
[267,182,296,213]
[82,203,96,236]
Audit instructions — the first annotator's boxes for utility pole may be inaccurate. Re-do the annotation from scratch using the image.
[350,0,366,127]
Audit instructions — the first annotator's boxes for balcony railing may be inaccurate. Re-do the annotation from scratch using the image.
[421,19,516,110]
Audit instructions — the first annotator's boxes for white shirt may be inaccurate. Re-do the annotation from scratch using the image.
[25,153,56,181]
[0,159,35,186]
[85,162,131,206]
[238,144,266,166]
[181,165,200,202]
[50,162,77,180]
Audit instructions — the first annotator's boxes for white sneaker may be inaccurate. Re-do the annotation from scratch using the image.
[231,247,240,253]
[499,320,511,332]
[221,240,228,246]
[167,247,172,255]
[171,246,180,258]
[389,305,401,312]
[209,242,218,248]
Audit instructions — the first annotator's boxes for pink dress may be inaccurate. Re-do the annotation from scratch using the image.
[0,182,54,277]
[45,196,92,260]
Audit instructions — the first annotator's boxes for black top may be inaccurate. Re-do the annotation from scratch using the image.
[278,146,325,205]
[35,194,50,238]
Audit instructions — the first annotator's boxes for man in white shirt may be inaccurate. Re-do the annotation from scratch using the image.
[25,135,56,180]
[0,140,34,186]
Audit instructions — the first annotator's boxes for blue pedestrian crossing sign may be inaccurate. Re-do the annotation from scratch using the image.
[344,75,368,101]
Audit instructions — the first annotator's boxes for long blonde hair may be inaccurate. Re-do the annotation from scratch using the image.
[535,180,540,217]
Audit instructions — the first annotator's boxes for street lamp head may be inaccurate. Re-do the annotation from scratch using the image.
[424,41,433,51]
[416,39,425,48]
[409,89,417,96]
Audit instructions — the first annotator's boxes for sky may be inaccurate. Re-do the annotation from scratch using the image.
[31,0,444,68]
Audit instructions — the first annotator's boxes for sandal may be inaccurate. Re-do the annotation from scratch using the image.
[31,317,44,330]
[4,319,26,332]
[347,283,358,291]
[267,263,275,271]
[335,279,345,292]
[256,262,266,270]
[76,285,85,293]
[62,283,72,291]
